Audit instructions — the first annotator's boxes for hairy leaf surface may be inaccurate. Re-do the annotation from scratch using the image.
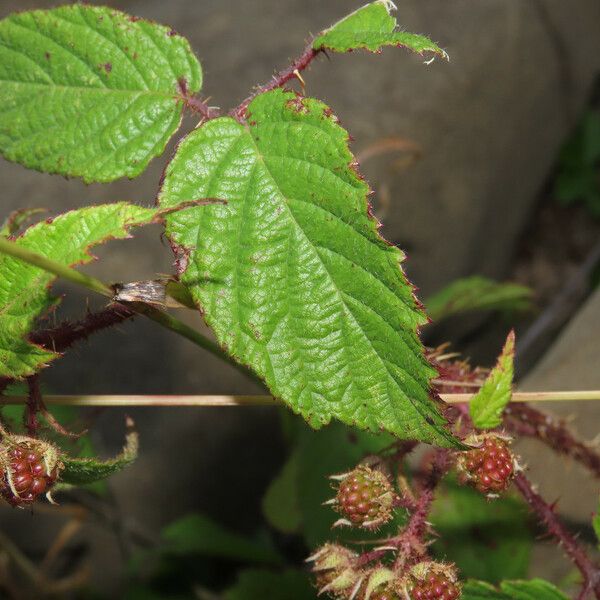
[313,0,448,59]
[469,331,515,430]
[0,5,201,182]
[0,202,155,378]
[160,89,458,446]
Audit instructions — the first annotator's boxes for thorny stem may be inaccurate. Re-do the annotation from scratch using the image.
[232,43,320,120]
[183,96,220,120]
[0,238,261,387]
[505,403,600,479]
[356,449,450,569]
[513,473,600,600]
[25,376,41,437]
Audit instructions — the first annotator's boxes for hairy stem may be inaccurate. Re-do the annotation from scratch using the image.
[514,473,600,599]
[25,376,41,437]
[232,43,320,119]
[505,403,600,478]
[0,237,112,297]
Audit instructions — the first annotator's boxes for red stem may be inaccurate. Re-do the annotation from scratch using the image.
[0,304,135,396]
[505,403,600,478]
[357,449,450,569]
[231,43,320,120]
[25,376,41,437]
[514,473,600,599]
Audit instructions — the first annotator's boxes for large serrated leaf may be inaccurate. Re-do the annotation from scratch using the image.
[61,416,138,485]
[0,202,155,379]
[463,579,568,600]
[0,5,201,182]
[469,331,515,430]
[159,89,458,447]
[313,0,448,59]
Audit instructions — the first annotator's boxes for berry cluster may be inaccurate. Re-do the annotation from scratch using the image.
[409,572,461,599]
[458,435,515,496]
[334,466,394,530]
[0,443,58,506]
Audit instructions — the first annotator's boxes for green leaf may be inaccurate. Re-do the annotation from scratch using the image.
[430,478,532,582]
[161,514,282,566]
[224,569,315,600]
[313,0,448,59]
[160,89,458,447]
[262,449,302,534]
[0,5,201,183]
[463,579,569,600]
[0,202,156,379]
[61,417,138,485]
[0,208,45,237]
[425,276,534,322]
[469,331,515,430]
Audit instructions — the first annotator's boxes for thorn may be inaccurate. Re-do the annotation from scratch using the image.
[306,547,327,563]
[424,56,436,65]
[329,472,349,481]
[332,518,352,529]
[46,490,58,505]
[349,576,365,600]
[322,498,337,505]
[372,545,398,552]
[293,69,306,93]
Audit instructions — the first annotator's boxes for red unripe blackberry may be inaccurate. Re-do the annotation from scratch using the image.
[333,466,394,530]
[457,434,515,496]
[401,563,461,600]
[1,443,59,507]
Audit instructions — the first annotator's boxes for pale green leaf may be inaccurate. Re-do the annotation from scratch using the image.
[0,5,201,182]
[61,416,138,485]
[313,0,448,59]
[159,89,459,447]
[426,276,534,322]
[0,202,156,379]
[463,579,568,600]
[469,331,515,430]
[0,208,45,237]
[262,449,302,534]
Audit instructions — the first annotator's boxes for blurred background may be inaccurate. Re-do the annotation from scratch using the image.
[0,0,599,597]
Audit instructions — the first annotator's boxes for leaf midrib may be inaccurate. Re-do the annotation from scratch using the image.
[245,128,435,431]
[0,79,179,98]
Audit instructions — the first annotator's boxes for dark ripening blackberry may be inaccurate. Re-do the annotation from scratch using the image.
[458,435,515,496]
[333,465,394,530]
[409,572,461,600]
[1,444,58,506]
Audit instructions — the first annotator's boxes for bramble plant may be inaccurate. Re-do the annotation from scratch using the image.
[0,1,598,598]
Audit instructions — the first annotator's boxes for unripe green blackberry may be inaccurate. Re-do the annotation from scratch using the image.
[331,465,394,530]
[457,434,515,496]
[308,543,363,598]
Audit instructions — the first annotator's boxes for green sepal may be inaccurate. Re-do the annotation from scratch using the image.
[61,417,138,485]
